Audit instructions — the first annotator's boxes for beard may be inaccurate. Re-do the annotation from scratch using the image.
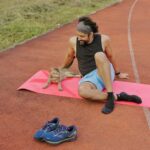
[79,40,88,46]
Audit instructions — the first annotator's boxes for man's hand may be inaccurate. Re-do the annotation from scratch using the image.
[116,72,129,79]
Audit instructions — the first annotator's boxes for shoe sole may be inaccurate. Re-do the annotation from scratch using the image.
[44,136,77,144]
[34,138,45,142]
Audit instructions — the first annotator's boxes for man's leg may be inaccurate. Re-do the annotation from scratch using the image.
[94,52,142,113]
[94,52,116,114]
[79,82,108,100]
[79,81,142,114]
[94,52,114,92]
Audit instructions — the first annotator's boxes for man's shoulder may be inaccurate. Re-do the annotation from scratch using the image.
[101,34,111,42]
[69,36,77,52]
[69,36,77,45]
[100,34,111,51]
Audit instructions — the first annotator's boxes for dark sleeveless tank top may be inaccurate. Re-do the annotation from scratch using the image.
[76,34,103,76]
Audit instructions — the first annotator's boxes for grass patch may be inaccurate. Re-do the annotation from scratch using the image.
[0,0,120,51]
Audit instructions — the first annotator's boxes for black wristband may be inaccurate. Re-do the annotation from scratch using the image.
[115,72,121,76]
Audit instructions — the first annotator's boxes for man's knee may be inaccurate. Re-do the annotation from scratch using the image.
[78,85,90,99]
[94,52,108,64]
[78,86,86,98]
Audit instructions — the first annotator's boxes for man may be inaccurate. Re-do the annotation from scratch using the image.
[60,16,142,114]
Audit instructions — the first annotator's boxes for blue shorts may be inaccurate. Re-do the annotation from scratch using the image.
[79,64,115,91]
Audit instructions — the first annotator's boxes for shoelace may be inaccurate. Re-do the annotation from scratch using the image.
[53,125,67,135]
[42,122,54,131]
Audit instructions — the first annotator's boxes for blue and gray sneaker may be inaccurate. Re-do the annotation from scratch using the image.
[43,125,77,144]
[34,117,59,141]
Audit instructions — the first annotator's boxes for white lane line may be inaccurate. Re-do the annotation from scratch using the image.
[128,0,140,83]
[128,0,150,129]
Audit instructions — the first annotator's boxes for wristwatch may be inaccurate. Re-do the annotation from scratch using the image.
[115,72,121,76]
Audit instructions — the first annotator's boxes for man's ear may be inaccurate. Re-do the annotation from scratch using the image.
[89,32,93,38]
[87,32,93,40]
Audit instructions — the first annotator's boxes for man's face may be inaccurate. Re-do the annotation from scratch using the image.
[76,31,90,46]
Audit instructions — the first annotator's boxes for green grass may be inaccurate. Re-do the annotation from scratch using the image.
[0,0,120,51]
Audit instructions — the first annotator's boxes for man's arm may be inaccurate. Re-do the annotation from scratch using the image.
[60,37,76,69]
[103,35,129,79]
[103,35,120,73]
